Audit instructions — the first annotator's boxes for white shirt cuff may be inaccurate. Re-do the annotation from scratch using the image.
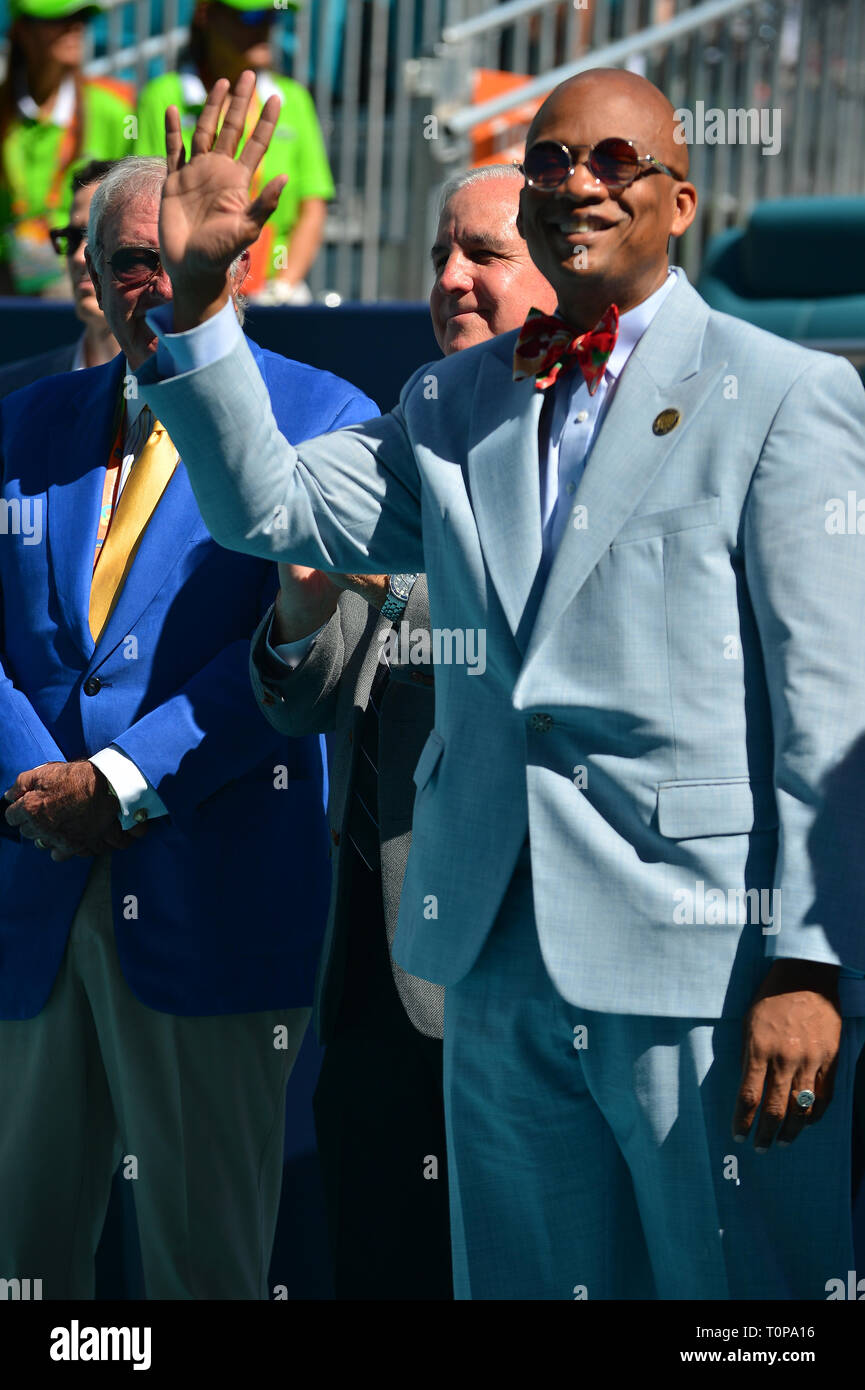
[90,747,169,830]
[145,299,242,379]
[266,613,325,670]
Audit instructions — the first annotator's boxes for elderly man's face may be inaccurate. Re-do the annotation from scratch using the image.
[430,177,556,354]
[517,72,696,323]
[87,194,172,370]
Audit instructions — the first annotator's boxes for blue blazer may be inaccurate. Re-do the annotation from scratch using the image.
[0,343,378,1020]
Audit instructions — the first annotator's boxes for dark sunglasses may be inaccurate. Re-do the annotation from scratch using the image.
[520,138,682,191]
[107,246,163,286]
[50,224,87,257]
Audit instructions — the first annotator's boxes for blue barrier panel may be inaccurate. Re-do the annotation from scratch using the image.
[0,298,442,413]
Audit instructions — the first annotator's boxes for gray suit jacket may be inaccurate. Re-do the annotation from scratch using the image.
[141,268,865,1019]
[249,578,444,1041]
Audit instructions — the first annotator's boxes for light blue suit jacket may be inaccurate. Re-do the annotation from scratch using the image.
[138,271,865,1018]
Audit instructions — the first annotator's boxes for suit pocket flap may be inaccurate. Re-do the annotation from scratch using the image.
[657,778,777,839]
[412,730,445,791]
[613,496,720,545]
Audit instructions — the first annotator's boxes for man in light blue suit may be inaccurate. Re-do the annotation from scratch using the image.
[0,156,377,1299]
[137,72,865,1299]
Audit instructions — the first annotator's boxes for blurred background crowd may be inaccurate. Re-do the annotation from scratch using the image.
[0,0,862,315]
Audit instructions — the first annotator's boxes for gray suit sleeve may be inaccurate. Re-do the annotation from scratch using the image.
[138,333,427,575]
[249,602,347,737]
[743,353,865,972]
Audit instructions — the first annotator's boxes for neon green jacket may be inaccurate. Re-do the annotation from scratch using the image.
[0,76,135,293]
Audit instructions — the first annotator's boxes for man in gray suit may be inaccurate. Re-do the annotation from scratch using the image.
[248,165,555,1299]
[138,69,865,1299]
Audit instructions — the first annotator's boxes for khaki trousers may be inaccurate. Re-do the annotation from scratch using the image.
[0,855,310,1299]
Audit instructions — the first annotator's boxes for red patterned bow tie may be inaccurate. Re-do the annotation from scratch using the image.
[513,303,619,394]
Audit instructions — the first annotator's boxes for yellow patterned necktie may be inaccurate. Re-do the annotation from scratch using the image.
[88,410,178,642]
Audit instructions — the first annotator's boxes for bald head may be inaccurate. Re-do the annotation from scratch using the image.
[527,68,689,180]
[517,67,696,331]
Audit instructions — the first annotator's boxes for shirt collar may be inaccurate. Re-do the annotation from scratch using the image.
[179,69,208,108]
[553,265,679,385]
[70,334,87,372]
[606,266,678,380]
[255,71,279,105]
[16,75,76,127]
[180,67,275,108]
[123,362,149,430]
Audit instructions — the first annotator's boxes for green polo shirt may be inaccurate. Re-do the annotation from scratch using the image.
[0,77,135,294]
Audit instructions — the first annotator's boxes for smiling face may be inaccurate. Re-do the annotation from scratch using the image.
[429,176,557,354]
[517,69,696,331]
[86,194,172,369]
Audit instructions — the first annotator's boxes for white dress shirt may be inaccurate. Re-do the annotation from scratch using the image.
[88,374,170,829]
[538,268,677,572]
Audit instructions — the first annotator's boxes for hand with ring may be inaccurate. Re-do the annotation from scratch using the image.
[732,958,841,1150]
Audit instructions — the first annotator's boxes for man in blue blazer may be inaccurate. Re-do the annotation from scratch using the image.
[136,74,865,1299]
[0,156,377,1299]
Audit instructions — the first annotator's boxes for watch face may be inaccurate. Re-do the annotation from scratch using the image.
[389,573,418,601]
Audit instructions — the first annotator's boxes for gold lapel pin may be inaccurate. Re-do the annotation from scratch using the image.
[652,408,681,436]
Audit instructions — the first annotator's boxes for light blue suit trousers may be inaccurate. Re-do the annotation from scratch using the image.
[444,846,863,1300]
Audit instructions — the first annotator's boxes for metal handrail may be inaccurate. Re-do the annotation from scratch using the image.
[442,0,574,46]
[444,0,760,137]
[85,29,189,78]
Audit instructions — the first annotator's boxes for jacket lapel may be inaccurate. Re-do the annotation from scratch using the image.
[467,339,545,654]
[94,339,271,661]
[92,462,208,661]
[520,274,727,674]
[46,355,210,666]
[46,355,126,661]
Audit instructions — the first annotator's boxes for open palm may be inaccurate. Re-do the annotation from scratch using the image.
[159,70,287,295]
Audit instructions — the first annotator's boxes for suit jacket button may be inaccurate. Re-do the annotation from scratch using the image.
[83,675,102,696]
[261,691,275,706]
[529,712,553,732]
[331,828,340,845]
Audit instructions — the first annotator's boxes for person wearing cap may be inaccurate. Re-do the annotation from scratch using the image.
[0,157,120,396]
[0,0,134,297]
[134,0,332,303]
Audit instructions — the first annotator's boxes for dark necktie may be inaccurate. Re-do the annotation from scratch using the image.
[347,652,391,871]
